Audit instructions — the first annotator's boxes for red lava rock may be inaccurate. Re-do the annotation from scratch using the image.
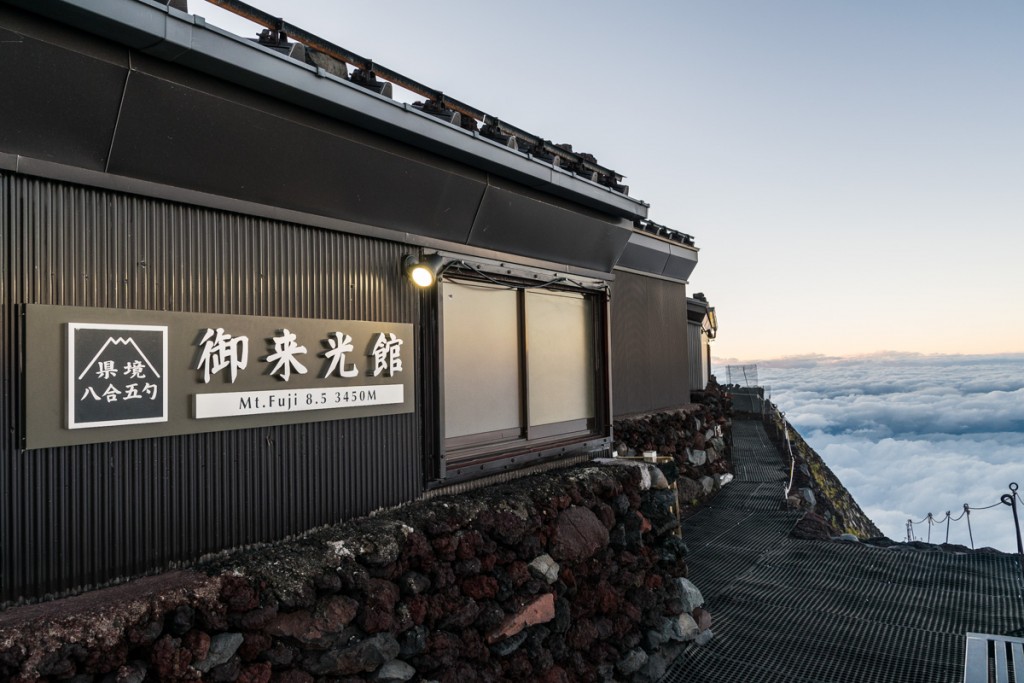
[488,594,556,643]
[239,604,279,631]
[637,511,652,534]
[319,595,359,630]
[404,531,435,568]
[199,603,230,632]
[183,630,211,662]
[455,531,484,560]
[152,635,193,680]
[430,565,456,590]
[426,593,458,623]
[490,510,530,545]
[237,661,272,683]
[622,602,642,624]
[265,610,317,641]
[504,651,533,678]
[613,614,634,637]
[551,507,610,562]
[221,575,261,612]
[594,501,616,530]
[272,670,314,683]
[431,535,459,560]
[507,561,530,588]
[265,594,359,644]
[427,631,462,668]
[439,598,481,631]
[551,494,572,510]
[540,665,571,683]
[566,619,599,650]
[791,511,832,541]
[260,642,297,668]
[595,581,619,614]
[438,661,484,683]
[83,644,128,674]
[479,553,497,572]
[404,595,428,625]
[359,579,399,633]
[238,633,272,662]
[461,575,498,601]
[459,629,490,663]
[127,620,163,646]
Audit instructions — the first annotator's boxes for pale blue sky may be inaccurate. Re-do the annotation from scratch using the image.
[194,1,1024,359]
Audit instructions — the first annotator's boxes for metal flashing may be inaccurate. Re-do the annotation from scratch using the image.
[0,152,616,281]
[615,231,699,283]
[664,243,700,281]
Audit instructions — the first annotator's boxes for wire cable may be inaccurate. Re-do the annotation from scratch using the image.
[442,260,597,292]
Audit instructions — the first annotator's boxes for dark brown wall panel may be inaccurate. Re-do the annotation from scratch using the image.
[0,174,424,607]
[106,66,487,246]
[0,7,128,171]
[610,271,689,418]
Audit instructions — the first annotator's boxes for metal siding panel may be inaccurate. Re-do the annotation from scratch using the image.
[0,173,6,604]
[610,271,647,417]
[644,278,688,410]
[106,69,485,246]
[610,272,689,417]
[0,8,127,171]
[688,323,703,392]
[701,334,710,389]
[1,175,424,607]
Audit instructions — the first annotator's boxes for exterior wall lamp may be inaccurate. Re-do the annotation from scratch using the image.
[403,254,445,288]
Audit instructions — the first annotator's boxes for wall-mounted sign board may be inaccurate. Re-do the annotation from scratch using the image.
[24,305,415,449]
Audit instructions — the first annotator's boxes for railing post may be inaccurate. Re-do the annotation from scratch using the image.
[1001,482,1023,573]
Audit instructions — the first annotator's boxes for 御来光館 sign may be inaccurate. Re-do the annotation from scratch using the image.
[23,305,415,449]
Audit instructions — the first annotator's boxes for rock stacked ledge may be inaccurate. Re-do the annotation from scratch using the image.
[0,463,712,682]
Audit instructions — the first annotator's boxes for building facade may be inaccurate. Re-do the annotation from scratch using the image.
[0,0,700,606]
[688,294,718,393]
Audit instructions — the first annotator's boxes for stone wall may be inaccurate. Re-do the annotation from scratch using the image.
[0,459,716,683]
[612,385,734,510]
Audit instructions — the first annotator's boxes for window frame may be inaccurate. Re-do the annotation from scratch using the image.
[431,270,612,481]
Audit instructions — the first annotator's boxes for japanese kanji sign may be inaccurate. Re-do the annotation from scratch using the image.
[24,305,415,449]
[68,323,168,428]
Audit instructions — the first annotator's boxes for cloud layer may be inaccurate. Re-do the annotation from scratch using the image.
[720,354,1024,552]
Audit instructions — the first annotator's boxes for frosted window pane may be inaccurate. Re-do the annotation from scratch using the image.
[443,282,521,439]
[526,291,595,427]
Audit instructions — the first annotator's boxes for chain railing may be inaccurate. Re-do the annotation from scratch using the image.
[906,483,1024,568]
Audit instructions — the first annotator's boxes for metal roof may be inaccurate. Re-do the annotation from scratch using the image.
[6,0,649,221]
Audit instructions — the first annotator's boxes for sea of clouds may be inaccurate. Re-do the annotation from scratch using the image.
[717,353,1024,553]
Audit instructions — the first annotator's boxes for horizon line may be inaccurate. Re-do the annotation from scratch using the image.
[713,349,1024,366]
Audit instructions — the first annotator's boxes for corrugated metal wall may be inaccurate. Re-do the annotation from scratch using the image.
[0,174,425,607]
[610,271,690,417]
[688,322,709,392]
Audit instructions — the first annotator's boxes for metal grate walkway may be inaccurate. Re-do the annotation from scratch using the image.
[661,420,1024,683]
